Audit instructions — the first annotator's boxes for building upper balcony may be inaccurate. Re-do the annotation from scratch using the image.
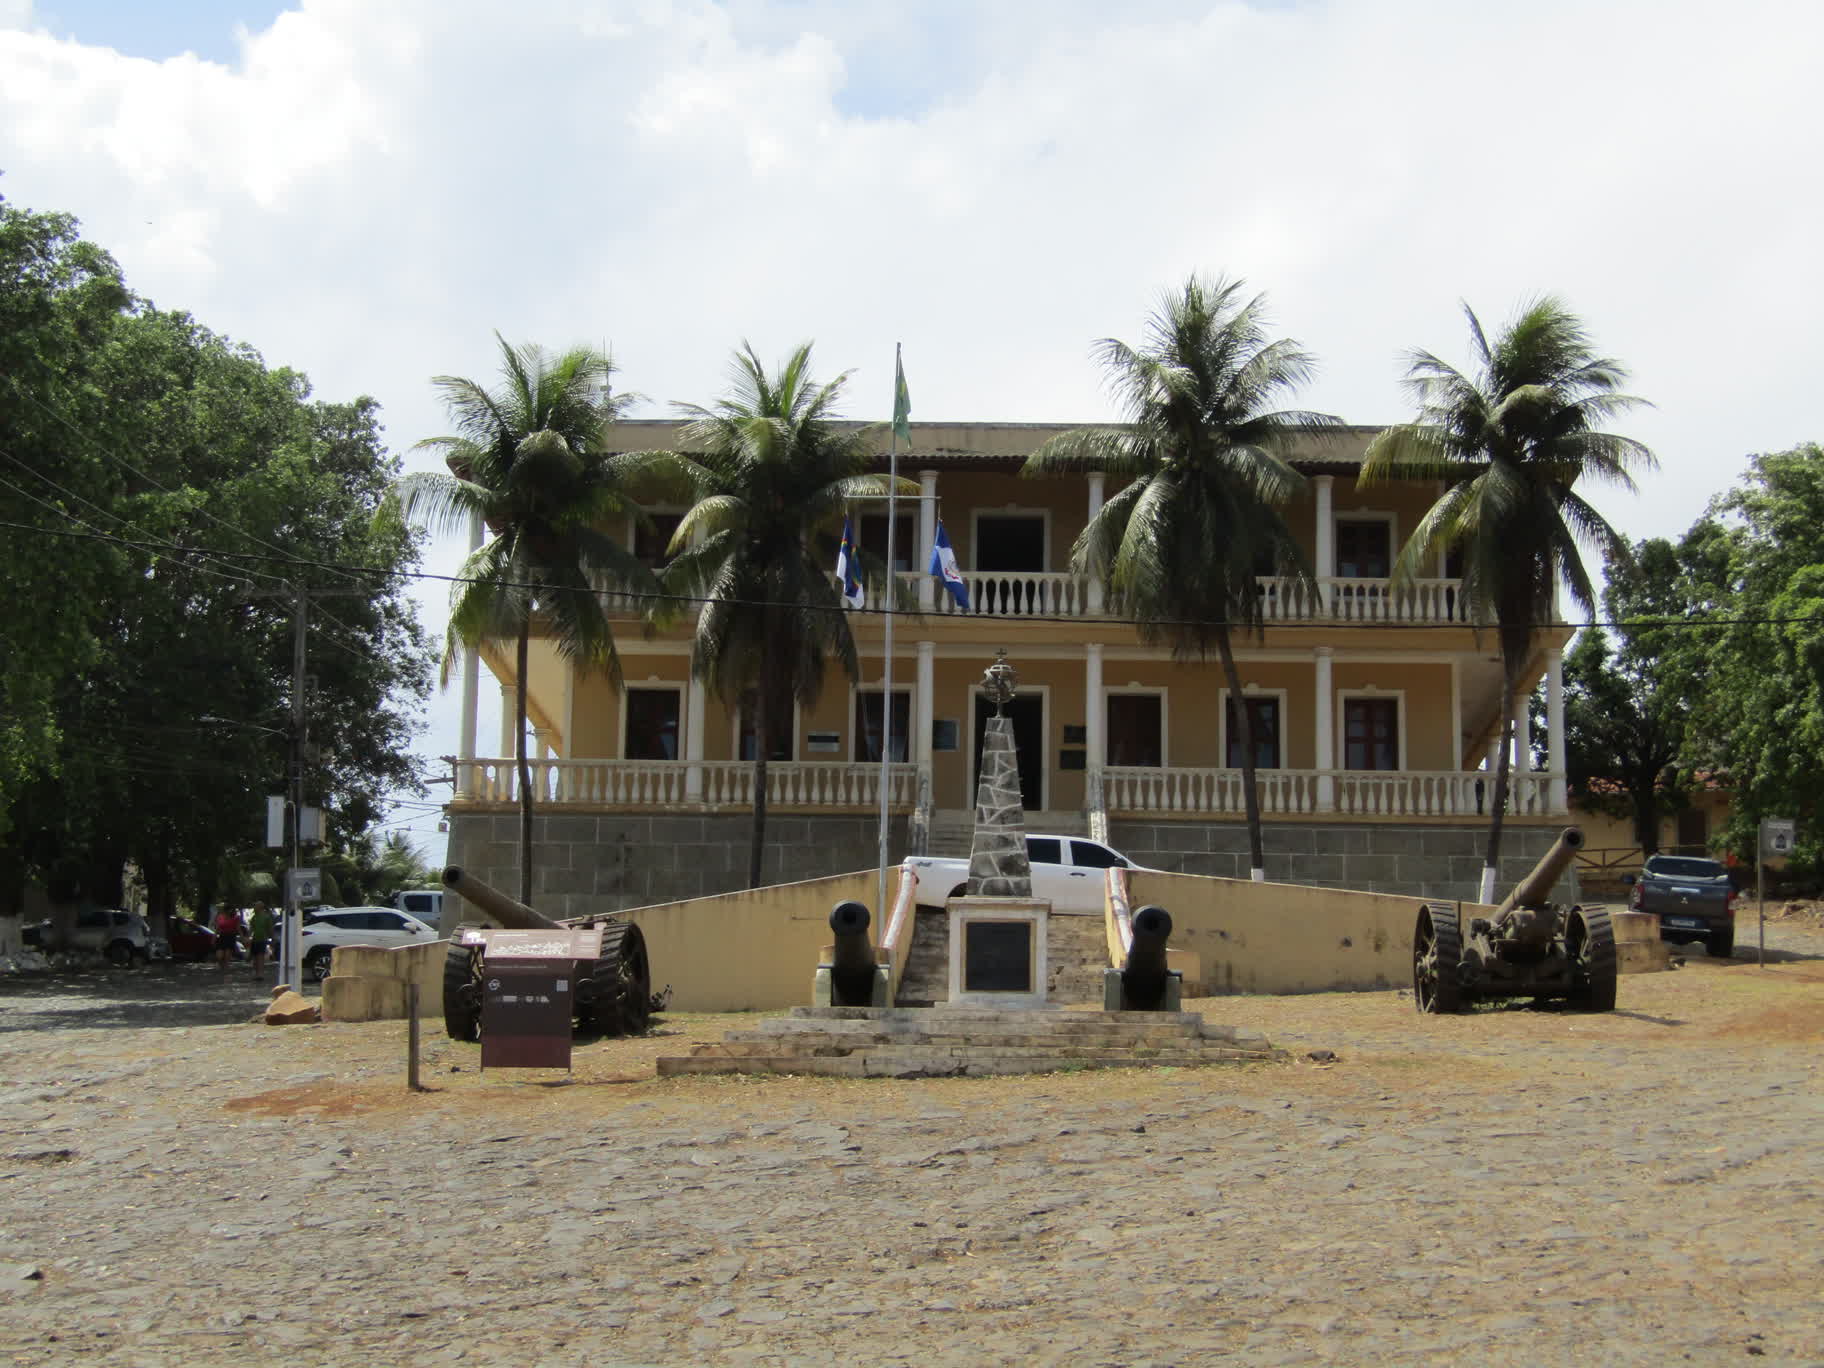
[898,569,1467,625]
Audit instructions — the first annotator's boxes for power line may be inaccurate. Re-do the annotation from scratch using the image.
[0,514,1809,635]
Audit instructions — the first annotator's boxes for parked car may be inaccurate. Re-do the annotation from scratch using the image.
[165,916,218,961]
[1627,854,1737,956]
[298,906,439,982]
[909,836,1155,915]
[22,908,170,965]
[389,888,444,930]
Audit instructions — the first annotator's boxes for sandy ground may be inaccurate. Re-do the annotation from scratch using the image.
[2,909,1822,1366]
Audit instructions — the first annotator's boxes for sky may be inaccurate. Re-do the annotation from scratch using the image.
[4,0,1821,863]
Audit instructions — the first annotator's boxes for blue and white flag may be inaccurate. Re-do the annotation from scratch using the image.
[929,519,968,609]
[836,516,864,609]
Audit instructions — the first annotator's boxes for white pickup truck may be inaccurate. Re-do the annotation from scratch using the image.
[908,835,1153,914]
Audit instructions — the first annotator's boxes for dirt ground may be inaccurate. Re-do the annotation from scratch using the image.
[2,910,1822,1366]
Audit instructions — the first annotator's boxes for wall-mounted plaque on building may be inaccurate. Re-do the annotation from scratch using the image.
[806,731,841,753]
[932,719,959,751]
[1062,724,1087,744]
[1059,748,1086,771]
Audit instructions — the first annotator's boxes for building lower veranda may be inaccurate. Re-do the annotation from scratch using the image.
[444,420,1574,917]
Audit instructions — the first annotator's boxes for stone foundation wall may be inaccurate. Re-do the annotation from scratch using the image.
[445,811,908,919]
[447,811,1574,917]
[1107,821,1577,903]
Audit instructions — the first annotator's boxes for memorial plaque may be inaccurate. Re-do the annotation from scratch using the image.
[964,920,1033,993]
[481,957,575,1070]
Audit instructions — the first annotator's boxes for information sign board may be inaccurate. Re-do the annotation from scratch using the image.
[481,958,575,1070]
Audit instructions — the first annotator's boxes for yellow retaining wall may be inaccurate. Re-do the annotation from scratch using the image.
[1128,869,1488,995]
[620,870,878,1013]
[320,940,448,1022]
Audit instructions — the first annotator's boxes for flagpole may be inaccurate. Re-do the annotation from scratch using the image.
[877,345,900,925]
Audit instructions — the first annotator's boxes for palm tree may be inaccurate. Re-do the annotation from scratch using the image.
[659,342,908,888]
[1024,275,1337,881]
[392,334,660,905]
[1360,297,1654,902]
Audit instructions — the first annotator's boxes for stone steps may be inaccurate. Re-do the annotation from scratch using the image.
[654,1005,1283,1078]
[893,908,951,1006]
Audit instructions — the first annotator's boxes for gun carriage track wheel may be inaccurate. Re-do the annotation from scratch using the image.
[442,941,482,1041]
[1567,905,1618,1012]
[1413,903,1464,1014]
[582,921,652,1037]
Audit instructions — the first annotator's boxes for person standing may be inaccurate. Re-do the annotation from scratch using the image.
[248,902,274,978]
[212,906,241,973]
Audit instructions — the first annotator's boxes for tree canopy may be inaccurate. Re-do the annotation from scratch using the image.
[0,194,430,936]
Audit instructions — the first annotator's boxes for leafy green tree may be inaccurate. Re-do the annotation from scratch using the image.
[1023,276,1334,880]
[393,335,656,905]
[0,196,429,949]
[1361,297,1654,900]
[660,342,903,888]
[1672,445,1824,860]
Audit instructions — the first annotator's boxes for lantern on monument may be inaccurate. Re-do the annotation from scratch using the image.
[982,648,1019,716]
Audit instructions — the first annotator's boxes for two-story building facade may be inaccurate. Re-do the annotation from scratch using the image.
[445,420,1575,916]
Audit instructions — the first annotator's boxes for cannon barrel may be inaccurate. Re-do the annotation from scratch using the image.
[1492,827,1584,920]
[1122,904,1174,1005]
[441,866,563,931]
[826,900,877,1005]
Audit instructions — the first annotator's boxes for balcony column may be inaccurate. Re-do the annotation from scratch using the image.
[1084,642,1106,773]
[1546,647,1567,815]
[1314,646,1334,811]
[685,674,707,802]
[1513,687,1532,793]
[1313,474,1334,613]
[1086,473,1106,614]
[456,512,484,796]
[498,683,515,758]
[915,640,935,768]
[917,470,938,612]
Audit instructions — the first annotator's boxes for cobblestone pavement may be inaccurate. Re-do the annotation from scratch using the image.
[2,923,1823,1367]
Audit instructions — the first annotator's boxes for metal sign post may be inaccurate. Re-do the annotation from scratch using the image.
[1758,817,1794,967]
[285,866,320,987]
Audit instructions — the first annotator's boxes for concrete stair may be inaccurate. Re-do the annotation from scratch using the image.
[1044,912,1110,1003]
[924,809,1090,856]
[894,908,951,1006]
[656,1005,1284,1078]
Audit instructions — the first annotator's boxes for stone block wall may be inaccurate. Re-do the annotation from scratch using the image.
[445,811,908,919]
[1106,821,1578,904]
[447,811,1574,917]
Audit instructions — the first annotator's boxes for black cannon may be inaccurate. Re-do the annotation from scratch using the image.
[1412,826,1616,1014]
[813,899,889,1007]
[440,866,654,1040]
[1104,904,1183,1011]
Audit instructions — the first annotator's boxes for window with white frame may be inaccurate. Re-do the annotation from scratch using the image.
[1223,696,1283,769]
[623,687,681,760]
[854,689,911,763]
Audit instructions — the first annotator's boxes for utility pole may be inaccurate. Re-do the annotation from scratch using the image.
[285,586,309,987]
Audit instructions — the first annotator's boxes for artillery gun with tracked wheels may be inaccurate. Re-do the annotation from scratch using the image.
[440,867,654,1040]
[1412,827,1616,1014]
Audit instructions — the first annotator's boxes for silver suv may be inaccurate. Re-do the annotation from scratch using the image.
[28,909,171,965]
[298,907,438,981]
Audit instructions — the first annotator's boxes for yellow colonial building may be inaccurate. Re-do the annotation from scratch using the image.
[445,420,1575,914]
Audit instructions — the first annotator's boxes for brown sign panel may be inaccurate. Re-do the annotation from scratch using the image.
[481,958,574,1070]
[474,928,605,961]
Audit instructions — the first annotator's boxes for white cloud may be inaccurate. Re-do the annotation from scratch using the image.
[4,0,1820,855]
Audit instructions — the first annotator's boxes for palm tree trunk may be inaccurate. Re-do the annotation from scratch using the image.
[516,617,534,908]
[1480,660,1519,903]
[1216,628,1267,880]
[748,666,770,890]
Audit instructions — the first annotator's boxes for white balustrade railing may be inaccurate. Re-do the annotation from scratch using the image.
[1102,767,1557,818]
[921,569,1086,618]
[858,571,1469,622]
[456,758,918,810]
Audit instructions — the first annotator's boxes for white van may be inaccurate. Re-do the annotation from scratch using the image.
[390,889,444,931]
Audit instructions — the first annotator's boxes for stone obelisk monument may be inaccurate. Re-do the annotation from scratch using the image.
[968,650,1033,897]
[947,650,1049,1005]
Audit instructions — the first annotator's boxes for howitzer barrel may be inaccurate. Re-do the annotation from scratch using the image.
[441,866,563,931]
[1493,827,1584,919]
[1124,904,1174,999]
